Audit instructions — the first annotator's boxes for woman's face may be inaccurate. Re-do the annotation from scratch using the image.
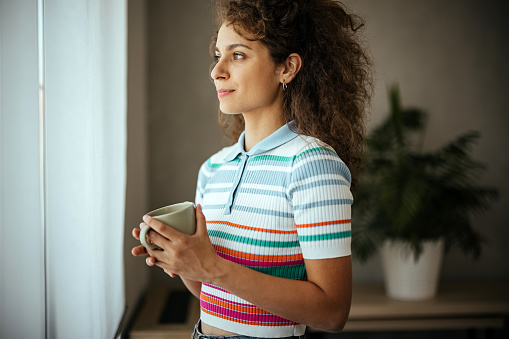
[211,24,282,116]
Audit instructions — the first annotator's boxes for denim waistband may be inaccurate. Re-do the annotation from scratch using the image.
[191,321,305,339]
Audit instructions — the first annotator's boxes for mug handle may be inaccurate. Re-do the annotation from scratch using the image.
[139,225,163,250]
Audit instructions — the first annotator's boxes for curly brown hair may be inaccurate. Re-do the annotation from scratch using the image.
[212,0,373,185]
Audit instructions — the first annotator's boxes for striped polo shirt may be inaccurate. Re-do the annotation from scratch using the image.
[195,122,353,337]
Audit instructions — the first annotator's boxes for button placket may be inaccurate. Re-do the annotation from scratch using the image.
[224,153,249,215]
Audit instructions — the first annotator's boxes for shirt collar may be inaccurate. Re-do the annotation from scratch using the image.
[223,121,299,162]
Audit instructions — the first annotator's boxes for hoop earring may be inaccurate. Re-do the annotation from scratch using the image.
[282,80,288,91]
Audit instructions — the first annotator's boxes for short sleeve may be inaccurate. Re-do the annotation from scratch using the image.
[195,159,209,206]
[289,145,353,259]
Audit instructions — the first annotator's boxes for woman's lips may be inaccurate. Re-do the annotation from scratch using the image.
[217,89,234,99]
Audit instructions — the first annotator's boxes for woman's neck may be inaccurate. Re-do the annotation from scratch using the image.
[242,111,285,152]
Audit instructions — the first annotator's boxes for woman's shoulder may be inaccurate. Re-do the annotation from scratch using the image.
[199,143,239,170]
[289,135,340,160]
[288,135,352,184]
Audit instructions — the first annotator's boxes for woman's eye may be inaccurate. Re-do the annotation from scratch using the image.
[214,53,244,62]
[233,53,244,60]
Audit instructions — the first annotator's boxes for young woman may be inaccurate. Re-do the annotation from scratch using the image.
[132,0,372,338]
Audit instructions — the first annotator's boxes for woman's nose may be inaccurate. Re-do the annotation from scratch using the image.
[211,59,228,81]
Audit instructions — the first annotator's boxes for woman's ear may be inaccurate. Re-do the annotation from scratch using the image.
[281,53,302,84]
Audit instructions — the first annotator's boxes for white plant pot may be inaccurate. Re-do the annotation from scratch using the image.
[381,239,444,301]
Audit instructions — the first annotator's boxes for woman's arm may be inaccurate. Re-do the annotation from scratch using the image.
[142,205,352,333]
[180,278,202,300]
[213,255,352,332]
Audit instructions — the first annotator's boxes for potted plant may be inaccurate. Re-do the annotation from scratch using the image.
[352,86,499,300]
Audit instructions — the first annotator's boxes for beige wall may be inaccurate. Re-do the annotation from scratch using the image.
[124,0,150,333]
[127,0,509,294]
[342,0,509,282]
[145,0,224,285]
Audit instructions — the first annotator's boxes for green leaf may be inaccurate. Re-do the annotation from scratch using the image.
[351,85,499,262]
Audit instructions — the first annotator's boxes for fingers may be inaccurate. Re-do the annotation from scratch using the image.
[146,228,167,250]
[133,218,178,277]
[132,227,141,240]
[161,266,177,278]
[137,206,207,280]
[131,245,148,256]
[132,223,154,254]
[132,223,150,256]
[147,257,177,278]
[146,256,156,266]
[132,222,149,241]
[143,214,179,239]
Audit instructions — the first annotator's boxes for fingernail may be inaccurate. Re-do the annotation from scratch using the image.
[143,215,150,223]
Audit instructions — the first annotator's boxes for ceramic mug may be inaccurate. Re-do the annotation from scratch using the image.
[140,201,196,250]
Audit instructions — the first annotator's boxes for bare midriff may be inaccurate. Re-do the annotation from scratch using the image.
[201,321,238,336]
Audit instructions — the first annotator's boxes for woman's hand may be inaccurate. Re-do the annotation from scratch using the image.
[131,222,177,277]
[132,205,222,283]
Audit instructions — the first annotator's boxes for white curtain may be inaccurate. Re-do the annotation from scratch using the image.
[0,1,45,337]
[1,0,127,338]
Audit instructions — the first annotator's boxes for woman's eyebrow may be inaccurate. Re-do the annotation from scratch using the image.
[215,43,252,53]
